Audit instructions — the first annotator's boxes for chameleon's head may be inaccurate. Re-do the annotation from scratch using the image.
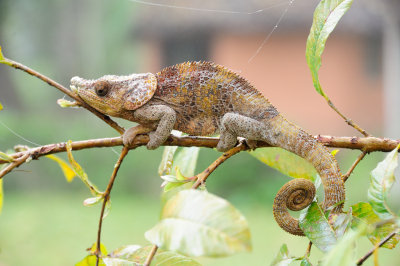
[70,73,157,116]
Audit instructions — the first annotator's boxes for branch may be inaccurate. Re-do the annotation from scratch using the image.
[192,143,245,189]
[356,230,399,265]
[1,53,124,134]
[0,152,31,178]
[316,135,400,152]
[343,151,367,182]
[144,245,158,266]
[1,135,400,167]
[326,99,370,137]
[95,146,129,265]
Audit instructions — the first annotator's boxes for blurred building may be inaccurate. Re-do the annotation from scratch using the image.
[132,0,387,137]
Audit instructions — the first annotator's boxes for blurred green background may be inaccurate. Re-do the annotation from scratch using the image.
[0,0,399,265]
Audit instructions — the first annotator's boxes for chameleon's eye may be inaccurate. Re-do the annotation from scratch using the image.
[94,81,109,97]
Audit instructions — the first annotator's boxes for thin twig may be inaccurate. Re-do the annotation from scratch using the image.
[327,99,370,137]
[343,151,367,182]
[1,56,124,134]
[192,143,246,189]
[95,146,130,265]
[0,152,30,179]
[144,245,158,266]
[356,230,399,265]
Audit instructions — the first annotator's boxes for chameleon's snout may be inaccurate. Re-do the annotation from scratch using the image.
[70,76,82,86]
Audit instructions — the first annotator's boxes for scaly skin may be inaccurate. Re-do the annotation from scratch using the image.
[70,61,345,236]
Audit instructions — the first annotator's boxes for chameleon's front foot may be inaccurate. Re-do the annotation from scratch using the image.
[122,125,153,147]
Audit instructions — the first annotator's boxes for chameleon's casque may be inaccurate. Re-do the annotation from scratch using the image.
[70,61,345,236]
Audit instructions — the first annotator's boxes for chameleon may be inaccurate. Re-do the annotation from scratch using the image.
[70,61,345,236]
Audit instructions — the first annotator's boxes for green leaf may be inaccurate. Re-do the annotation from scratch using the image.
[161,182,194,206]
[0,46,11,66]
[321,223,368,266]
[306,0,354,98]
[119,245,201,265]
[159,146,179,176]
[160,146,199,192]
[102,258,136,265]
[330,209,353,240]
[299,202,337,252]
[161,167,196,192]
[45,154,76,182]
[57,98,80,108]
[0,178,3,215]
[352,202,399,249]
[270,244,297,266]
[0,151,14,162]
[158,130,182,176]
[108,245,141,259]
[158,131,199,191]
[158,147,178,175]
[146,189,251,257]
[66,140,102,195]
[249,147,318,181]
[173,147,199,177]
[368,145,399,220]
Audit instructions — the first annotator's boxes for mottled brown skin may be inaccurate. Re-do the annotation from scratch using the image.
[70,61,345,236]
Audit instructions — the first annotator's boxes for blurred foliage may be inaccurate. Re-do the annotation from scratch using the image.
[0,0,399,265]
[146,189,251,257]
[0,192,398,265]
[306,0,354,99]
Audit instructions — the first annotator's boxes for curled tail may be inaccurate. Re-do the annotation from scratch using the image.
[264,115,345,236]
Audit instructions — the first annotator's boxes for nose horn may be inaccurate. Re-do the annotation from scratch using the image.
[70,76,82,85]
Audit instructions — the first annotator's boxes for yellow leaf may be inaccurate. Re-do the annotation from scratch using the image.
[0,179,3,214]
[66,140,102,195]
[0,46,11,66]
[0,151,14,162]
[331,149,340,156]
[90,242,108,255]
[46,154,76,182]
[66,141,87,180]
[0,101,3,110]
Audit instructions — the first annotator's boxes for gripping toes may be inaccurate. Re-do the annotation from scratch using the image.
[217,131,237,152]
[217,112,265,152]
[122,125,153,147]
[147,131,166,150]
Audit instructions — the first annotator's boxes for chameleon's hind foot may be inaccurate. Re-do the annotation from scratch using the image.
[244,139,258,150]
